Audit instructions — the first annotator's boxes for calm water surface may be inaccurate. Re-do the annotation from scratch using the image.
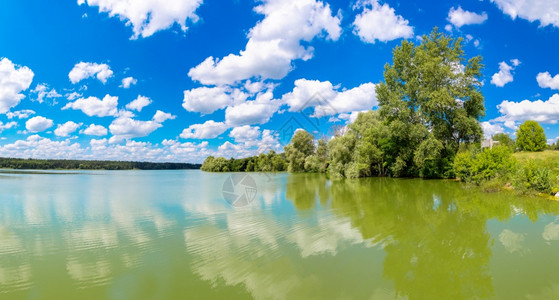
[1,170,559,299]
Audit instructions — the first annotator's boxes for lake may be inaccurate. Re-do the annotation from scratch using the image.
[1,170,559,299]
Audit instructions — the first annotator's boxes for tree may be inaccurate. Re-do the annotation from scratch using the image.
[376,28,485,176]
[284,130,315,172]
[516,120,546,152]
[492,133,515,151]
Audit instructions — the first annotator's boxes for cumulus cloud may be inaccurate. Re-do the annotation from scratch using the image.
[125,95,152,112]
[0,134,210,162]
[63,94,119,117]
[180,120,228,139]
[0,121,17,133]
[0,135,85,159]
[188,0,341,85]
[68,62,113,84]
[229,125,261,143]
[66,92,82,101]
[491,0,559,28]
[495,93,559,124]
[0,58,34,114]
[481,121,504,138]
[352,0,414,44]
[78,0,204,39]
[216,129,282,160]
[120,76,137,88]
[83,124,108,136]
[225,91,282,126]
[152,110,176,123]
[109,117,162,143]
[282,79,378,117]
[536,72,559,90]
[54,121,81,137]
[183,86,237,114]
[491,59,521,87]
[25,116,54,133]
[107,109,174,142]
[447,6,488,28]
[31,84,61,104]
[6,109,35,119]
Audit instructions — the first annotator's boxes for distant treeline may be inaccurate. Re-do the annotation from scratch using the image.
[0,157,201,170]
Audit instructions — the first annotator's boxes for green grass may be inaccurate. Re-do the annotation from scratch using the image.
[513,150,559,174]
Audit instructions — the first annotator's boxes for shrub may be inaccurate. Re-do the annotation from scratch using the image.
[453,146,515,184]
[514,160,554,194]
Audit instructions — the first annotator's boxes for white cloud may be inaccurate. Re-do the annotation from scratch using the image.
[152,110,176,123]
[66,92,82,100]
[495,93,559,124]
[6,109,35,119]
[183,86,236,114]
[481,121,504,138]
[79,0,204,39]
[180,120,228,139]
[125,95,152,112]
[447,6,488,28]
[68,62,113,84]
[31,84,61,103]
[229,125,261,143]
[0,135,85,159]
[0,134,210,162]
[536,72,559,90]
[120,76,137,88]
[83,124,108,136]
[0,58,34,114]
[188,0,341,85]
[282,79,378,117]
[491,59,520,87]
[25,116,54,133]
[108,117,162,143]
[63,94,119,117]
[0,121,17,133]
[107,109,174,142]
[225,91,281,126]
[492,0,559,28]
[54,121,81,137]
[352,0,414,44]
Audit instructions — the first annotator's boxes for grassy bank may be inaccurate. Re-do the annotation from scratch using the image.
[455,148,559,199]
[513,151,559,173]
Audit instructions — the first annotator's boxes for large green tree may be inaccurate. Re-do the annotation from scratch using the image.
[516,120,547,152]
[376,28,485,177]
[285,130,315,172]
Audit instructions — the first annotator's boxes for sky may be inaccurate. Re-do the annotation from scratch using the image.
[0,0,559,163]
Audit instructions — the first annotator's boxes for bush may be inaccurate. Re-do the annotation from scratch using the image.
[453,146,515,184]
[514,160,554,194]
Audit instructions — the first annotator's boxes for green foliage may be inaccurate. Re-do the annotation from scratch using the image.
[492,133,515,151]
[376,28,485,176]
[514,160,554,194]
[516,120,547,152]
[200,151,287,173]
[328,133,356,178]
[285,130,315,172]
[453,146,516,184]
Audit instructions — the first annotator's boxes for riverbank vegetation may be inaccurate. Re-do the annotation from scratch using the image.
[201,28,559,197]
[0,157,200,170]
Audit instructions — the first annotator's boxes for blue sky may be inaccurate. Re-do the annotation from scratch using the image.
[0,0,558,163]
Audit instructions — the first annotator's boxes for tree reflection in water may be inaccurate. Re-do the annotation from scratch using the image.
[285,175,559,299]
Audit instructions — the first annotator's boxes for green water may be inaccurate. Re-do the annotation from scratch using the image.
[1,170,559,299]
